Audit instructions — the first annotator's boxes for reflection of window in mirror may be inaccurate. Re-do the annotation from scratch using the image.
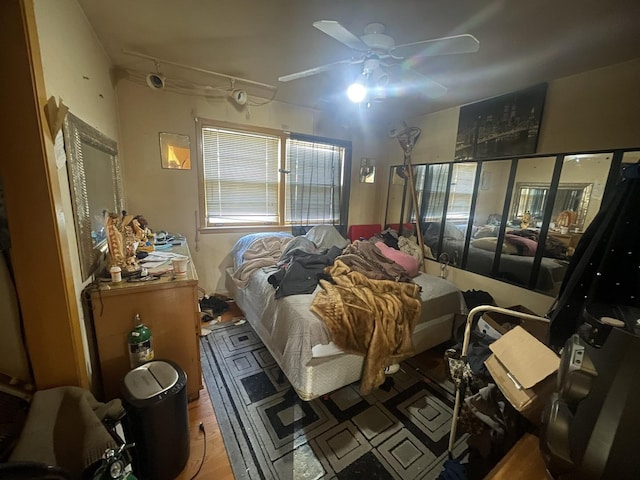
[420,164,450,259]
[445,163,477,236]
[160,133,191,169]
[509,156,555,227]
[513,183,594,231]
[422,164,449,223]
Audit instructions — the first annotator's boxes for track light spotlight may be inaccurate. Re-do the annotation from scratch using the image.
[230,89,248,106]
[146,73,165,90]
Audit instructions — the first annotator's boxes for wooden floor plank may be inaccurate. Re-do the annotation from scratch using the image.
[175,383,234,480]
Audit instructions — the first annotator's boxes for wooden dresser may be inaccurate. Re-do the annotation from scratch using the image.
[89,244,201,402]
[547,231,583,250]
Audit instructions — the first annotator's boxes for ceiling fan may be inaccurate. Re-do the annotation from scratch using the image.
[278,21,480,100]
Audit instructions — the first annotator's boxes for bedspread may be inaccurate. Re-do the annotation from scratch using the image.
[232,235,292,288]
[310,259,421,394]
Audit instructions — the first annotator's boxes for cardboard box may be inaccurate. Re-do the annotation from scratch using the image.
[484,326,559,424]
[482,305,549,344]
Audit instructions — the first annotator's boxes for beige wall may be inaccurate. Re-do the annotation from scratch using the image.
[34,0,118,139]
[377,58,640,307]
[33,0,120,384]
[116,80,386,294]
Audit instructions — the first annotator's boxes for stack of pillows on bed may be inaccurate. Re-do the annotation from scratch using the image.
[471,225,570,259]
[369,229,420,277]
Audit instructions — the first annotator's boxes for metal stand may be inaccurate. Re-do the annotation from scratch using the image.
[394,126,426,272]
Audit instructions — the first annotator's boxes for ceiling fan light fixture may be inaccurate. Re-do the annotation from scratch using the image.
[347,81,367,103]
[372,67,389,87]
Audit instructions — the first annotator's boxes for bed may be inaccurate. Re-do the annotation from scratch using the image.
[225,228,467,400]
[423,223,569,295]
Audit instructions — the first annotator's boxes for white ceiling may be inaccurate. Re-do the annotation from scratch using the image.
[79,0,640,122]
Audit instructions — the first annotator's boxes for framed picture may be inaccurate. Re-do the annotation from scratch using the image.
[455,83,547,161]
[159,132,191,169]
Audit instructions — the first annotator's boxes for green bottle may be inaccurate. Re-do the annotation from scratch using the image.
[127,313,154,369]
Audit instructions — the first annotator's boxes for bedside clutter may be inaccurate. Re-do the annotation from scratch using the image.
[484,326,559,424]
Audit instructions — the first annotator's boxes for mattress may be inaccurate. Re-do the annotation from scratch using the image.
[227,266,465,399]
[433,238,567,294]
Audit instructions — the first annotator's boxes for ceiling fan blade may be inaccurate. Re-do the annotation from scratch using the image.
[278,59,354,82]
[420,76,448,98]
[390,34,480,59]
[313,20,369,51]
[393,67,448,99]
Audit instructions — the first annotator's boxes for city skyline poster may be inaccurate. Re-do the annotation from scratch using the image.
[455,83,547,161]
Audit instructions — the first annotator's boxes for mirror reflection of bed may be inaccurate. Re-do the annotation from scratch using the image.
[386,151,615,296]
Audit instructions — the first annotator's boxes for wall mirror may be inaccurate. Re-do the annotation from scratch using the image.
[385,148,632,296]
[63,113,124,280]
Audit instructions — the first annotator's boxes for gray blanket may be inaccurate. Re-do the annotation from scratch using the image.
[9,386,123,478]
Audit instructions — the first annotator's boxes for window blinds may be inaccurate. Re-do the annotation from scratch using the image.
[201,127,280,225]
[447,163,478,220]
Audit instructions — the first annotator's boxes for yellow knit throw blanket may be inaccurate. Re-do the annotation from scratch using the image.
[310,259,421,394]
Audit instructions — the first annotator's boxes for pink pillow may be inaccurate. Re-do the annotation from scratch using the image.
[505,234,538,256]
[375,241,419,277]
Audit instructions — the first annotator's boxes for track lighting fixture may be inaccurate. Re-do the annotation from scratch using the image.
[145,60,165,90]
[146,73,165,90]
[122,50,277,102]
[230,89,248,106]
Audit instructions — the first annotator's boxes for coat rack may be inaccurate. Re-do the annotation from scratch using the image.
[393,124,426,272]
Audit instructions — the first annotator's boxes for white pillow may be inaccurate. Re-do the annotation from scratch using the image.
[304,225,348,250]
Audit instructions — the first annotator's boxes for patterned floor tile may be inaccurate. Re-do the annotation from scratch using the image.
[273,443,327,480]
[201,322,463,480]
[378,428,437,479]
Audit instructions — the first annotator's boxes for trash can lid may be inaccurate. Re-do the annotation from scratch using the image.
[123,360,179,400]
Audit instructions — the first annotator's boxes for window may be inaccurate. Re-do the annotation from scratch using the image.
[446,163,477,223]
[422,163,450,222]
[198,120,351,229]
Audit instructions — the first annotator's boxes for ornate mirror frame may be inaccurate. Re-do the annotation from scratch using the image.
[63,113,124,280]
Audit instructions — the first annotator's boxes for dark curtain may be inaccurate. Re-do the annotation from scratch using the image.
[548,162,640,349]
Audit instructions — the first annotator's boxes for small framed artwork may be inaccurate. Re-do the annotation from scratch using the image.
[160,132,191,169]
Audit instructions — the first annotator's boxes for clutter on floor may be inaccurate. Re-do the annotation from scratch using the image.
[199,292,246,336]
[442,305,554,479]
